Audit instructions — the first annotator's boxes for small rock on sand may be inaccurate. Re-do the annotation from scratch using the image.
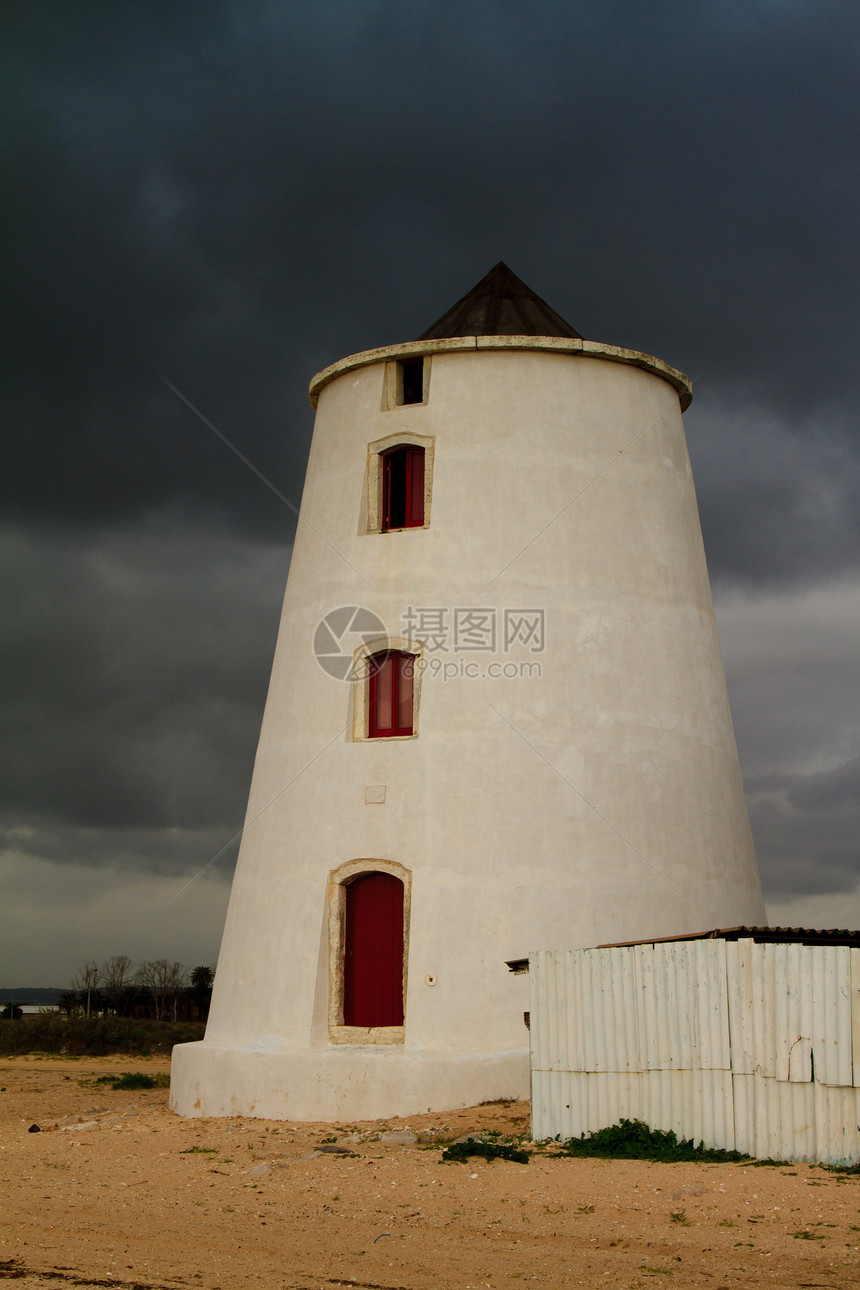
[380,1129,418,1144]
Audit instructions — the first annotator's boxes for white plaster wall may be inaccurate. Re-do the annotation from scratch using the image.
[171,338,765,1121]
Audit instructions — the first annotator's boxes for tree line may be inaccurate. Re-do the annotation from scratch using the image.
[56,956,215,1022]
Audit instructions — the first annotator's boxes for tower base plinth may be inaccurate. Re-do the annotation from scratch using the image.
[170,1041,529,1122]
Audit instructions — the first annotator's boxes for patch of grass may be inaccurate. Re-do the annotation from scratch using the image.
[554,1119,748,1163]
[179,1145,217,1154]
[0,1014,204,1057]
[442,1137,530,1165]
[91,1071,171,1090]
[793,1230,825,1240]
[670,1209,691,1225]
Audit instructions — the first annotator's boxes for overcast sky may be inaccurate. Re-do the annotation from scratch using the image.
[3,1,859,986]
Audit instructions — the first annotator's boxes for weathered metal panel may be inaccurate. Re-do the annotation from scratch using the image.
[549,948,567,1071]
[635,944,694,1071]
[852,948,860,1087]
[731,1073,754,1156]
[529,949,569,1072]
[694,1069,734,1147]
[531,1068,579,1141]
[753,943,852,1087]
[579,948,604,1072]
[817,946,853,1087]
[599,946,639,1072]
[725,940,755,1075]
[635,946,659,1071]
[693,938,731,1071]
[818,1083,860,1163]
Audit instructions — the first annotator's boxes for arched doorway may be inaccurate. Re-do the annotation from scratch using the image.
[343,871,405,1027]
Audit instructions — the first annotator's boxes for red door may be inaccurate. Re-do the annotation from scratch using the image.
[343,872,405,1027]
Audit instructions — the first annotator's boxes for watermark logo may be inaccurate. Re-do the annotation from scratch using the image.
[402,606,545,654]
[313,605,387,680]
[423,657,543,681]
[313,604,546,682]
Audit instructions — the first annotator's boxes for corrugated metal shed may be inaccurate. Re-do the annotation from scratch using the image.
[529,935,860,1165]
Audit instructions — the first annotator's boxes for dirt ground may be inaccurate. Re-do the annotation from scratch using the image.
[2,1056,860,1289]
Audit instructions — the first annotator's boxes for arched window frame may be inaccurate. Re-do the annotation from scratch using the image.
[366,432,434,534]
[327,858,411,1045]
[352,636,424,742]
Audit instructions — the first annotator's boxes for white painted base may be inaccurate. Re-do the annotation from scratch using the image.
[170,1041,529,1122]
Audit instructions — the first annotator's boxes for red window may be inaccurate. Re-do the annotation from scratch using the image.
[343,871,405,1027]
[368,651,415,738]
[382,446,425,530]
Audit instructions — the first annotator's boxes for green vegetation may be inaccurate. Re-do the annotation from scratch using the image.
[442,1137,531,1164]
[92,1071,171,1090]
[554,1118,748,1163]
[0,1014,204,1057]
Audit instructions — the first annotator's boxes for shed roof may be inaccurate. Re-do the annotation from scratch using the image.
[598,926,860,949]
[417,261,582,341]
[505,925,860,972]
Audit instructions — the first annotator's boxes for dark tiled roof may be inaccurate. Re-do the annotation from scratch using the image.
[418,262,581,341]
[506,926,860,971]
[599,927,860,949]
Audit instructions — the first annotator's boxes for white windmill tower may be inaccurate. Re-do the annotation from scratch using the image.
[171,264,765,1121]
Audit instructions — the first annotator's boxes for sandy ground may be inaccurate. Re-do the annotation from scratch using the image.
[1,1056,860,1289]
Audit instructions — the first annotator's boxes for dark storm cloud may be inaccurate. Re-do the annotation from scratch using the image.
[0,518,286,861]
[747,757,860,900]
[690,403,860,585]
[717,581,860,900]
[5,0,860,553]
[788,755,860,814]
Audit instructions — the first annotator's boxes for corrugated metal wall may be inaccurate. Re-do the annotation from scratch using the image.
[529,940,860,1165]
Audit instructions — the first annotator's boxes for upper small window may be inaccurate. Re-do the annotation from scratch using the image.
[368,651,415,738]
[398,356,425,405]
[382,446,425,530]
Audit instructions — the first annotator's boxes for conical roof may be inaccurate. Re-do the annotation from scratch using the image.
[417,261,581,341]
